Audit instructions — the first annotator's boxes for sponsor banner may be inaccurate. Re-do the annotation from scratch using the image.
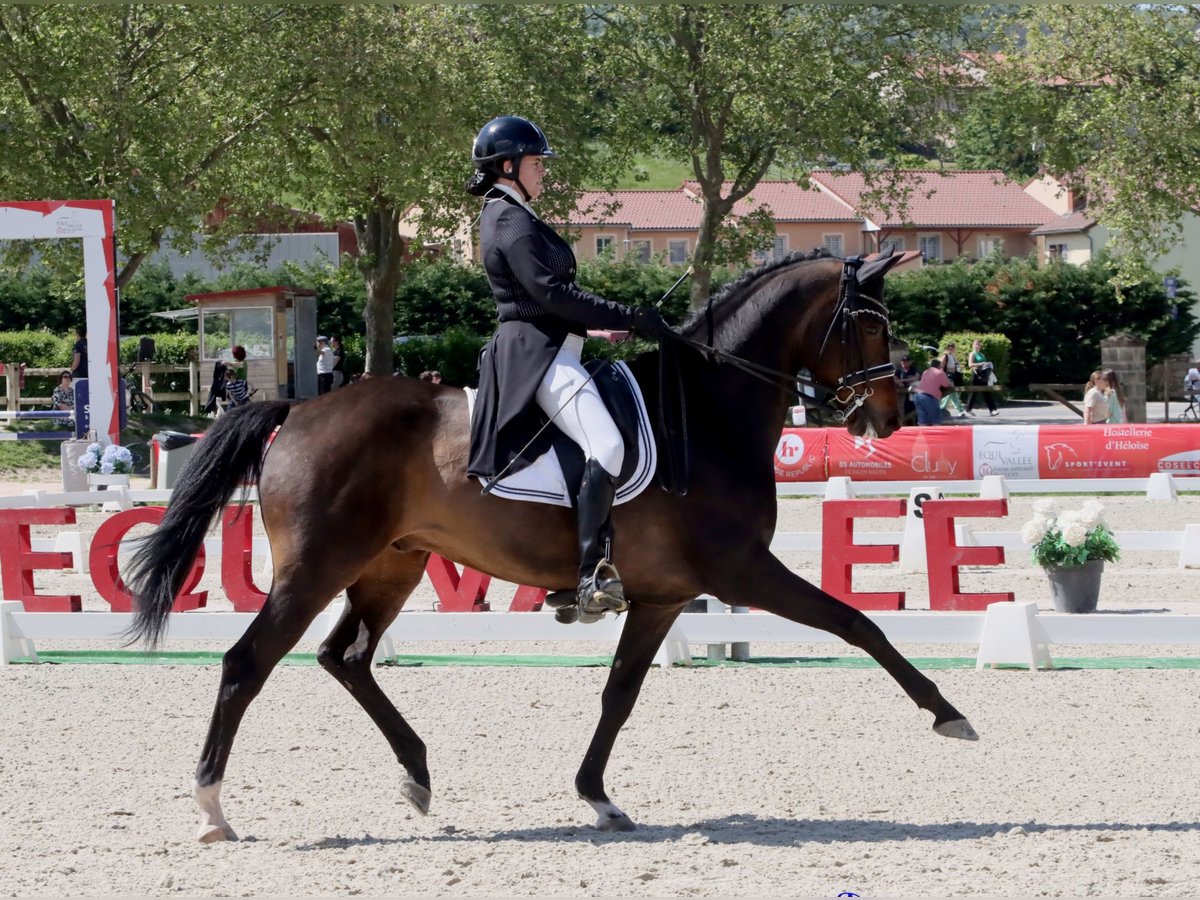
[973,425,1040,479]
[827,426,973,481]
[1038,424,1200,478]
[774,427,827,481]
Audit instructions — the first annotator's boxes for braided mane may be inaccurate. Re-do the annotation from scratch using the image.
[677,247,835,342]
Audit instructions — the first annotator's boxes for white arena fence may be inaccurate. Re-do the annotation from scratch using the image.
[1,473,1199,670]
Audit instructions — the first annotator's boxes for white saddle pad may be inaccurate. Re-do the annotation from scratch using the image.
[465,361,657,508]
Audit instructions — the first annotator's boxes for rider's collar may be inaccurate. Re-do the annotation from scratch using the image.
[487,183,540,220]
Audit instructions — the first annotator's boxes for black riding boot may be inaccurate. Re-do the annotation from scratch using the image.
[555,458,626,624]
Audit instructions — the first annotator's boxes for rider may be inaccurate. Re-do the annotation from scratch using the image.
[464,115,669,623]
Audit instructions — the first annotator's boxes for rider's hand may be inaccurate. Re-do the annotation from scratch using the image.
[632,305,670,341]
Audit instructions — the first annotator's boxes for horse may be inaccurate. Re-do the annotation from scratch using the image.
[126,248,978,843]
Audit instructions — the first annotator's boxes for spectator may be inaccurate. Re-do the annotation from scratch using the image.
[315,335,334,394]
[912,358,953,426]
[965,338,999,416]
[51,370,74,428]
[419,370,442,384]
[894,354,919,420]
[330,337,346,389]
[1102,369,1126,424]
[70,327,88,379]
[1185,362,1200,394]
[1083,370,1110,425]
[939,342,968,418]
[223,367,251,408]
[230,345,248,380]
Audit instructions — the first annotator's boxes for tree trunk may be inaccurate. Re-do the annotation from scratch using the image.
[689,198,726,310]
[354,200,405,376]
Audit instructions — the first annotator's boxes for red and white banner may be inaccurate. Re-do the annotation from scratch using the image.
[1036,424,1200,478]
[775,424,1200,482]
[826,426,973,481]
[773,428,827,481]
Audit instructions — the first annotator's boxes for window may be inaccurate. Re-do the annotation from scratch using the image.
[823,234,844,256]
[918,235,941,262]
[667,239,688,265]
[630,239,652,263]
[880,237,905,254]
[978,237,1002,257]
[595,236,614,257]
[1047,243,1067,260]
[754,234,788,264]
[201,307,274,361]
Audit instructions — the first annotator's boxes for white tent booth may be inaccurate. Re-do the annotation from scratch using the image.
[185,286,318,401]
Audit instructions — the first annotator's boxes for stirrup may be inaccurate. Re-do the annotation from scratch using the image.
[578,560,627,616]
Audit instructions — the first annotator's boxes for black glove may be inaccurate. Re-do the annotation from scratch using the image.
[631,305,670,340]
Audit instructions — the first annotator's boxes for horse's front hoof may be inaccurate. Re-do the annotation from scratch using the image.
[595,811,637,832]
[401,776,432,815]
[197,822,238,843]
[934,717,979,741]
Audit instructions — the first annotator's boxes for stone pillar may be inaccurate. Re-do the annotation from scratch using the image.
[1100,333,1146,423]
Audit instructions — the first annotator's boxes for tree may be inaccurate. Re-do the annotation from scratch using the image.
[285,6,622,375]
[590,5,968,307]
[0,5,331,288]
[983,6,1200,286]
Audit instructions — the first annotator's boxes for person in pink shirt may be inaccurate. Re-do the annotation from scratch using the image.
[912,358,953,425]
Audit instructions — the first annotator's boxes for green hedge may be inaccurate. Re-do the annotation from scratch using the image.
[936,332,1012,388]
[0,331,72,368]
[886,253,1198,388]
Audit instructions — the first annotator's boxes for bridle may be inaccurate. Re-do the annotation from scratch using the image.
[666,255,894,423]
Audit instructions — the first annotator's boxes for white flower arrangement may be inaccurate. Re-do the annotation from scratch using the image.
[77,442,133,476]
[1021,498,1120,569]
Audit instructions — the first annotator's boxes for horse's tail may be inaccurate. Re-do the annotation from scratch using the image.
[125,401,293,647]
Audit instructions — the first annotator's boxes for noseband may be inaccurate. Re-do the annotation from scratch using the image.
[813,256,896,421]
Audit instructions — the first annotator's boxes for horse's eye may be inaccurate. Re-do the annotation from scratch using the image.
[863,324,883,338]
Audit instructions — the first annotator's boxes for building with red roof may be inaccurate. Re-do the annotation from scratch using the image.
[809,169,1059,262]
[556,170,1062,266]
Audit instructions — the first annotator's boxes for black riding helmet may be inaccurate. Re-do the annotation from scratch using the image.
[469,116,557,200]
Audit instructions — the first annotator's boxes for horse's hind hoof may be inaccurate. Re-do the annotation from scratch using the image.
[595,811,637,832]
[401,776,432,815]
[197,822,237,843]
[934,717,979,741]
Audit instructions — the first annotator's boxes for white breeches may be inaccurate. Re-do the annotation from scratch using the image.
[535,334,624,478]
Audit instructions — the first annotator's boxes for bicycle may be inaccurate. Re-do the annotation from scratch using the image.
[1179,398,1200,423]
[122,366,156,415]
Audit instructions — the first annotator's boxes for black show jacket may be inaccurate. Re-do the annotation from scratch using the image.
[467,193,634,480]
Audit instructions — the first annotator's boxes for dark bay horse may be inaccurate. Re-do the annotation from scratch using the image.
[127,249,978,843]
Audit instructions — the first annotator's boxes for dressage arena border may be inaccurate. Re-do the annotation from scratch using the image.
[3,473,1200,669]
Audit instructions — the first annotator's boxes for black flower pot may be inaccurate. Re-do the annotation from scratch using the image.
[1045,559,1104,613]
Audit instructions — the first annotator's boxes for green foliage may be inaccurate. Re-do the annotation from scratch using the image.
[117,334,199,365]
[982,6,1200,284]
[394,326,487,386]
[885,254,1199,388]
[0,267,84,333]
[0,331,72,368]
[1025,500,1121,569]
[576,257,704,325]
[0,5,334,288]
[594,5,968,306]
[0,438,58,473]
[938,332,1012,388]
[393,258,494,337]
[951,87,1044,180]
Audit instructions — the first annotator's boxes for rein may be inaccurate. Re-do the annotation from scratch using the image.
[665,256,895,423]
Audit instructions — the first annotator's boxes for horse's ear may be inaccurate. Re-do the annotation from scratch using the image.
[856,249,904,285]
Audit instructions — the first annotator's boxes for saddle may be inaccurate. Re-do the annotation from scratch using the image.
[465,360,657,508]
